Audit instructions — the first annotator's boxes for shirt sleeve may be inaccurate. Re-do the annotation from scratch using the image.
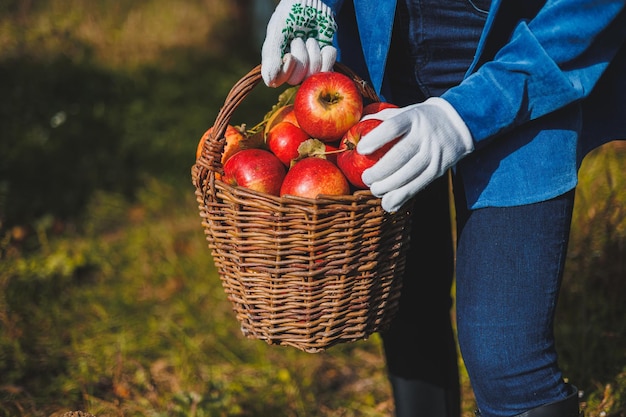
[442,0,626,144]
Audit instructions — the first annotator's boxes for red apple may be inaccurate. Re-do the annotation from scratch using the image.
[337,119,398,189]
[281,106,299,126]
[266,121,311,166]
[280,157,350,198]
[362,101,399,116]
[263,104,300,138]
[222,148,286,196]
[293,72,363,142]
[196,124,249,162]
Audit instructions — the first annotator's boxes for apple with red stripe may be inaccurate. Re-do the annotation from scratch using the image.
[222,149,287,196]
[293,72,363,143]
[337,118,399,190]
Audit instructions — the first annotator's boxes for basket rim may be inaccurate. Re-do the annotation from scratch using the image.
[193,166,383,206]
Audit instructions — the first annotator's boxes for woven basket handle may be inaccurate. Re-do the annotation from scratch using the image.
[206,65,263,169]
[193,63,379,192]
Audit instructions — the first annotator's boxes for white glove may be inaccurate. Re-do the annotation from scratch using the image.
[357,97,474,213]
[261,0,337,87]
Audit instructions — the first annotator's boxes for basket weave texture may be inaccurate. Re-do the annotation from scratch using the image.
[192,64,413,353]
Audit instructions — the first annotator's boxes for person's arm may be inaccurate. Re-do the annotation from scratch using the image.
[358,0,626,212]
[443,0,626,144]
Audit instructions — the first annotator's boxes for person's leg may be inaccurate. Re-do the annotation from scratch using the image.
[454,176,577,417]
[381,175,460,417]
[379,2,491,416]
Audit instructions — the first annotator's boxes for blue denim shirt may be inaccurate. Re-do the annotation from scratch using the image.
[326,0,626,208]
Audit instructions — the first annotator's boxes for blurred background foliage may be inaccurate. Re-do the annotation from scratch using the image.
[0,1,624,416]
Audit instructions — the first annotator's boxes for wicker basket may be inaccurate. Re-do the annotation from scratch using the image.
[191,63,413,353]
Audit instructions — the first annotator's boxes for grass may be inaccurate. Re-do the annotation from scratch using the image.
[0,0,234,68]
[557,143,626,416]
[1,2,625,416]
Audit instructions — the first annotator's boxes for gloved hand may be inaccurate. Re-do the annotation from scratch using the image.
[261,0,337,87]
[357,97,474,213]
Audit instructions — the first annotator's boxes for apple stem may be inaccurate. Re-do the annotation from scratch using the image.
[323,94,341,106]
[324,148,348,154]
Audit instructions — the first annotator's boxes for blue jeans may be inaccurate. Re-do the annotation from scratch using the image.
[381,175,461,416]
[389,180,576,417]
[454,176,575,417]
[381,0,491,101]
[380,1,483,416]
[379,1,576,416]
[380,2,490,415]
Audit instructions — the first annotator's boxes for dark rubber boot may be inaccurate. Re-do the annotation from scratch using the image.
[475,384,581,417]
[389,375,460,417]
[515,385,581,417]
